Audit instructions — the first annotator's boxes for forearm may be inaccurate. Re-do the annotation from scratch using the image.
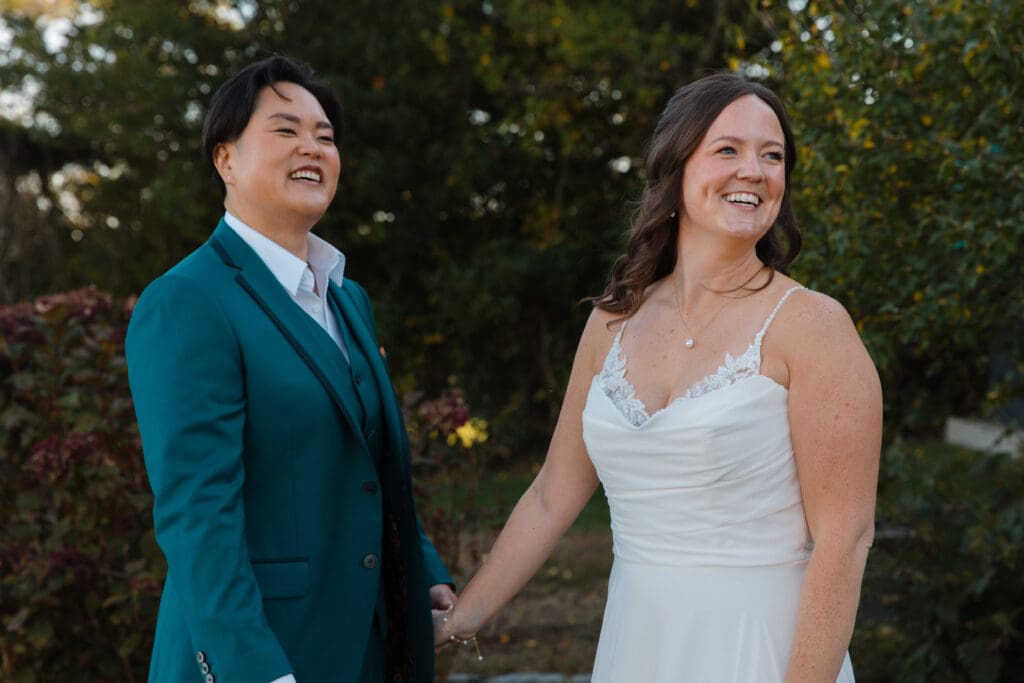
[784,537,871,682]
[449,471,595,634]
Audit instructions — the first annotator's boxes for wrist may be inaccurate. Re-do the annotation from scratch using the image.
[441,606,483,661]
[442,605,471,639]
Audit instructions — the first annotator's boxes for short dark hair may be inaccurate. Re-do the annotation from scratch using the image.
[201,55,344,194]
[593,73,801,319]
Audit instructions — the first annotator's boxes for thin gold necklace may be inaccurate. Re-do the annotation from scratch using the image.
[671,277,732,350]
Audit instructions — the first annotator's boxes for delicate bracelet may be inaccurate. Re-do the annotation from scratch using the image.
[441,606,483,661]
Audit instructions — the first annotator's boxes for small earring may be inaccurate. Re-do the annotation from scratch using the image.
[669,210,678,219]
[226,175,233,182]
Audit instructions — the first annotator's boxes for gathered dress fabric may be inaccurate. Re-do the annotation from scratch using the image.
[581,286,855,682]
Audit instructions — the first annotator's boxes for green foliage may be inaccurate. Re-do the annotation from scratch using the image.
[0,288,161,682]
[0,0,768,450]
[853,441,1024,682]
[753,0,1024,433]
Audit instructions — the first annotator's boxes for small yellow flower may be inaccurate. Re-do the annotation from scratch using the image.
[453,418,489,448]
[975,264,985,275]
[921,114,933,127]
[913,291,924,302]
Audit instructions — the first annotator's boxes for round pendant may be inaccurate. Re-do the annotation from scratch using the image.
[684,338,695,349]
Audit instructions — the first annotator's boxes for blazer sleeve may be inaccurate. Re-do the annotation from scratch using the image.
[346,280,454,589]
[126,274,292,682]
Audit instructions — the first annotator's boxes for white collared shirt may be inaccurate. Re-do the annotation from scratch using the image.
[224,211,349,362]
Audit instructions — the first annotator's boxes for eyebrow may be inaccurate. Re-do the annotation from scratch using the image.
[709,135,784,148]
[266,112,334,130]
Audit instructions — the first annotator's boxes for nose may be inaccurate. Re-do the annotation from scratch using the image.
[736,152,764,182]
[297,131,323,158]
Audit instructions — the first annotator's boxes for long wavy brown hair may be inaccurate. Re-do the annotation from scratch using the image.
[592,73,800,319]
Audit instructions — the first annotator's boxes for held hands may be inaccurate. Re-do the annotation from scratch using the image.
[429,584,457,612]
[431,586,483,661]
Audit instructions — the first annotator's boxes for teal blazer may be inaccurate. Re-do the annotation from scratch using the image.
[126,220,450,682]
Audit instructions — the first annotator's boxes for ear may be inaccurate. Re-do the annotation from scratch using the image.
[213,143,234,185]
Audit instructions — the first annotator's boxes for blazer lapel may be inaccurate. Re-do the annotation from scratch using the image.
[332,282,409,465]
[208,221,369,452]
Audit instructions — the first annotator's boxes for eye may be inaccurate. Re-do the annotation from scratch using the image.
[765,151,784,161]
[717,146,737,155]
[275,127,296,135]
[318,135,335,144]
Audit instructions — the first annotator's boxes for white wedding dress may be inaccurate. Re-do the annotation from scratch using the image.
[581,286,855,682]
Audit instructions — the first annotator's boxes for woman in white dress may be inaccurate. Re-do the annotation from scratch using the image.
[435,73,881,682]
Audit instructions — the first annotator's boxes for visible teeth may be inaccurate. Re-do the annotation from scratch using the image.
[290,169,321,182]
[724,192,760,206]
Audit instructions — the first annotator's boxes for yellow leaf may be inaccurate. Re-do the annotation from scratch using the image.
[849,117,869,140]
[480,54,491,66]
[814,52,830,70]
[863,139,875,149]
[920,114,933,127]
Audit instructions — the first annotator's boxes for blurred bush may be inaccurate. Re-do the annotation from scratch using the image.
[853,441,1024,682]
[404,386,497,581]
[759,0,1024,435]
[0,288,160,682]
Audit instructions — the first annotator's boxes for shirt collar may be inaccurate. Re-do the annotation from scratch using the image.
[223,212,346,296]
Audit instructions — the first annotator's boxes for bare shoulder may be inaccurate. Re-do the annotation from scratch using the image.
[779,287,858,339]
[773,286,879,383]
[576,305,623,375]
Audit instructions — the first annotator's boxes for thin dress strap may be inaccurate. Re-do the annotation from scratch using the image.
[753,285,805,348]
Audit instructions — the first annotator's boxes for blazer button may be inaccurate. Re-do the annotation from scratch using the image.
[363,554,379,569]
[200,662,210,675]
[206,674,215,683]
[196,651,206,664]
[362,481,378,495]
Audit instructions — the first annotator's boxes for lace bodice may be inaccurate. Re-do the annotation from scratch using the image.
[598,286,804,427]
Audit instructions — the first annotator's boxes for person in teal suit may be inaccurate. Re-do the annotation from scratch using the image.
[126,55,454,683]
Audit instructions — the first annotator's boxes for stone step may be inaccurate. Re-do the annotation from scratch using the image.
[446,674,591,683]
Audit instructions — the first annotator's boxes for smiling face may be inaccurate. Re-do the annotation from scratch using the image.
[214,81,340,232]
[679,94,786,243]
